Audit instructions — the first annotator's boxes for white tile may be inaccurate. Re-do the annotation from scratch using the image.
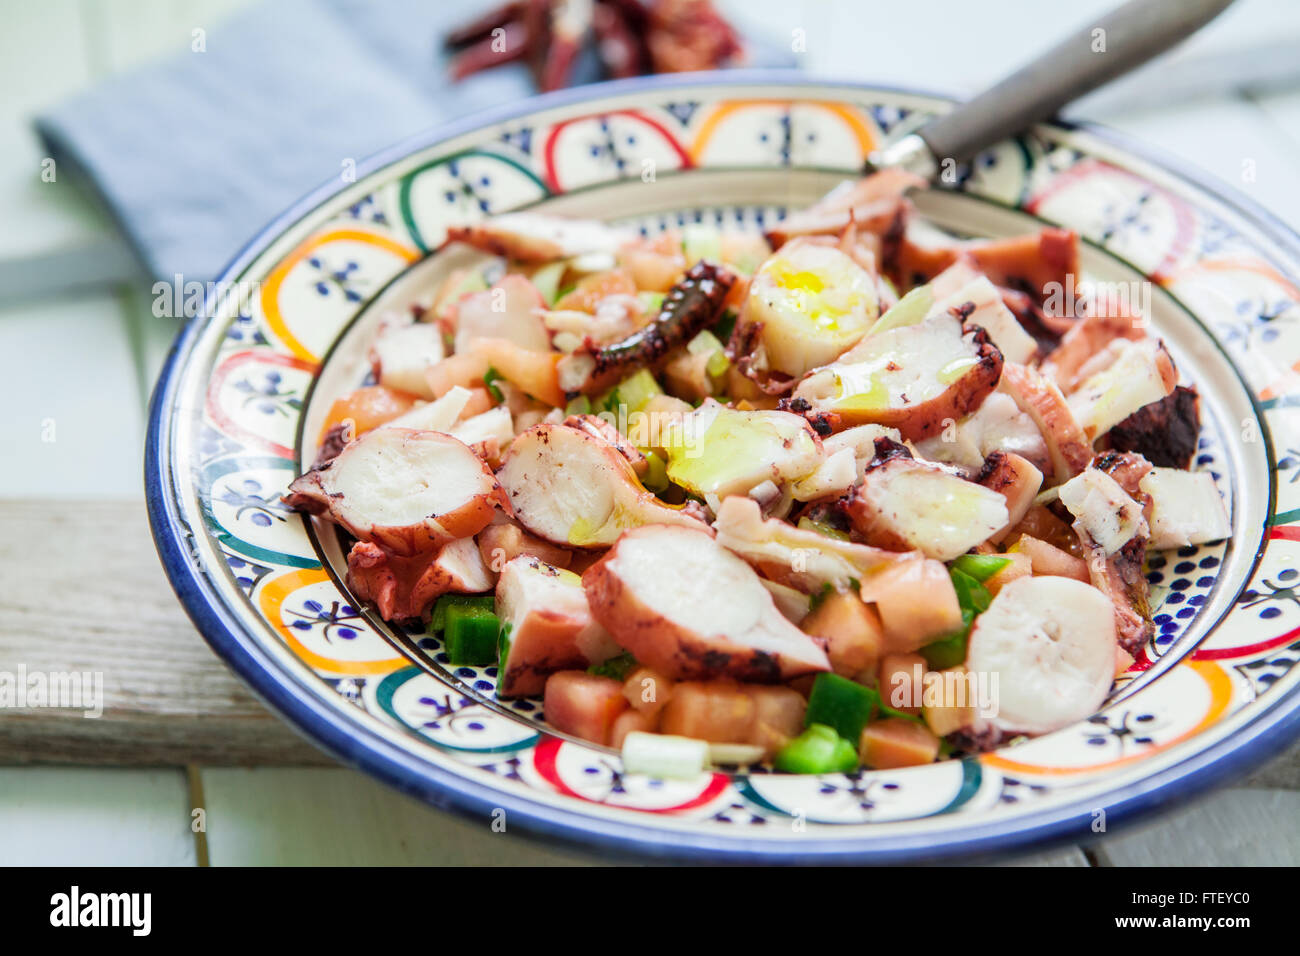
[199,767,601,865]
[0,767,195,865]
[0,291,145,497]
[1094,789,1300,866]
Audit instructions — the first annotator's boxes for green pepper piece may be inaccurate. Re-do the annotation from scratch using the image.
[530,261,567,306]
[918,566,996,670]
[444,604,501,666]
[805,673,879,743]
[497,622,513,676]
[950,553,1012,583]
[948,567,992,615]
[712,308,738,343]
[429,594,495,634]
[774,724,859,774]
[920,632,967,670]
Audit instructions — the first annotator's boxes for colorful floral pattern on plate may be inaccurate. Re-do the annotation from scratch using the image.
[149,76,1300,862]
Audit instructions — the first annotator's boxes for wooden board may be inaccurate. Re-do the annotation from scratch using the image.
[0,499,329,765]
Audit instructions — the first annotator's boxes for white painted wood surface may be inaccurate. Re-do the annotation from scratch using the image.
[199,768,598,866]
[0,500,334,765]
[1,0,1298,866]
[0,767,196,866]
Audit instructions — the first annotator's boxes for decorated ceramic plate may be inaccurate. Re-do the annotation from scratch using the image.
[147,73,1300,863]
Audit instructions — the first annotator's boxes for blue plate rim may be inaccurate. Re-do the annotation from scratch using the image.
[146,69,1300,863]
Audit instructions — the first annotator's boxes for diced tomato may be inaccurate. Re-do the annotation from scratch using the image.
[318,385,420,443]
[427,338,564,408]
[459,386,496,419]
[658,681,754,744]
[859,718,941,769]
[921,667,975,737]
[554,269,638,313]
[743,685,806,756]
[801,589,884,680]
[477,523,572,573]
[1009,534,1090,582]
[878,653,927,716]
[862,558,963,654]
[610,708,657,749]
[425,349,491,400]
[655,681,805,758]
[543,671,629,746]
[622,666,674,719]
[1004,504,1082,556]
[620,233,686,292]
[984,551,1032,597]
[970,228,1079,302]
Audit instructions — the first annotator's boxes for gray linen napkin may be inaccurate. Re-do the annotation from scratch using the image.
[35,0,790,286]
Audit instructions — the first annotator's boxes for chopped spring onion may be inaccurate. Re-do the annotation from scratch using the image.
[637,290,665,314]
[681,224,722,265]
[621,731,709,779]
[687,328,730,377]
[797,517,851,541]
[641,450,670,493]
[564,394,592,417]
[867,284,933,336]
[707,742,766,766]
[773,724,859,774]
[530,261,567,306]
[1034,485,1061,507]
[598,367,663,416]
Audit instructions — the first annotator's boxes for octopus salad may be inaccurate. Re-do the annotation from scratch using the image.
[285,168,1230,778]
